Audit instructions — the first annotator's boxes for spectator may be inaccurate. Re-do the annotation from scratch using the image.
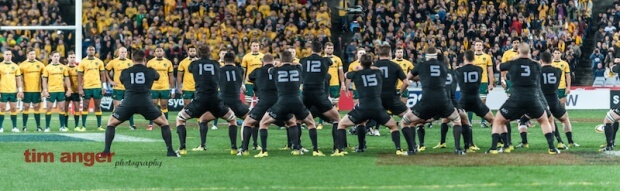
[591,48,605,70]
[593,63,606,79]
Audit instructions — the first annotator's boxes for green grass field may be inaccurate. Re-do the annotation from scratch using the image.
[1,110,619,190]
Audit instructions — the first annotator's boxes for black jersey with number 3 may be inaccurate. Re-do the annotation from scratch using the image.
[373,59,406,97]
[346,69,383,108]
[410,59,448,98]
[499,58,541,100]
[540,65,562,95]
[120,64,160,106]
[219,65,244,98]
[270,64,303,98]
[189,58,221,99]
[300,54,331,92]
[456,64,483,97]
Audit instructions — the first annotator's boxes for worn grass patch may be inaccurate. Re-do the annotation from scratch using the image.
[376,152,620,166]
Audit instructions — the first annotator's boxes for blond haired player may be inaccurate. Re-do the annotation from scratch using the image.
[0,50,24,132]
[241,41,264,105]
[65,51,82,130]
[42,52,71,132]
[392,47,414,104]
[105,47,136,130]
[77,46,106,131]
[146,47,175,130]
[19,49,45,132]
[317,42,344,130]
[471,40,494,128]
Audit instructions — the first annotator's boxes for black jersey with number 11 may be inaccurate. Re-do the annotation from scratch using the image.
[219,65,244,98]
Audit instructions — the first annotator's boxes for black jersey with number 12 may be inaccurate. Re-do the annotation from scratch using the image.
[300,54,332,92]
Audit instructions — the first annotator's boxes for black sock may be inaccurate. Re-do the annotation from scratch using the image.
[260,129,268,152]
[605,123,614,147]
[309,128,318,151]
[519,116,530,124]
[554,121,563,143]
[242,126,252,151]
[566,132,574,144]
[520,132,528,144]
[440,123,449,144]
[176,125,187,150]
[374,120,380,130]
[506,123,512,146]
[285,127,292,147]
[34,113,41,127]
[402,127,415,151]
[544,132,555,149]
[296,124,303,148]
[288,126,300,150]
[332,123,338,150]
[73,115,79,127]
[466,125,475,146]
[500,133,508,148]
[491,133,499,150]
[22,113,28,128]
[453,125,462,150]
[251,127,259,147]
[356,125,366,149]
[337,129,347,151]
[614,122,619,145]
[161,125,174,153]
[417,126,425,146]
[391,131,401,151]
[228,125,238,149]
[462,125,471,149]
[103,126,116,153]
[199,122,208,147]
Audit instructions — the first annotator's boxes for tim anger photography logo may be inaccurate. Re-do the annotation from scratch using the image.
[23,149,163,168]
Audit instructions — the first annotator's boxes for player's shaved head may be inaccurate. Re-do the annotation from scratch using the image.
[224,52,235,63]
[281,51,294,63]
[263,53,274,64]
[465,50,475,62]
[518,43,530,55]
[378,44,391,57]
[540,52,552,64]
[132,50,146,63]
[360,53,373,68]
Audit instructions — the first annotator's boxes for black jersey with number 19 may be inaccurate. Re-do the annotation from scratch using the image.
[189,58,221,99]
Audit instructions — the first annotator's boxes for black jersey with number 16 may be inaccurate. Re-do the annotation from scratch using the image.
[120,64,160,106]
[540,65,562,95]
[189,58,221,99]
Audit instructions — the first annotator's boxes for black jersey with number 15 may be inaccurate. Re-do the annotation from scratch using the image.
[120,64,160,105]
[346,69,383,107]
[189,58,221,99]
[499,58,541,99]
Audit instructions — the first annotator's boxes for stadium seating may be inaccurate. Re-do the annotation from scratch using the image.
[591,0,619,85]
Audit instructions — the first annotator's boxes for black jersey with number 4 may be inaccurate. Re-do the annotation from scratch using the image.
[499,58,541,100]
[120,64,160,106]
[346,68,383,108]
[373,59,407,97]
[248,64,277,99]
[189,58,221,99]
[456,64,483,97]
[540,65,562,95]
[219,65,244,98]
[410,59,448,98]
[270,64,303,98]
[300,54,331,92]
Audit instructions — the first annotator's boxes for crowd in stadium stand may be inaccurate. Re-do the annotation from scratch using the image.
[0,0,70,65]
[593,0,620,72]
[344,0,594,83]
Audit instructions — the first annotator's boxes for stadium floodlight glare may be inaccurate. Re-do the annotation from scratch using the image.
[0,0,83,60]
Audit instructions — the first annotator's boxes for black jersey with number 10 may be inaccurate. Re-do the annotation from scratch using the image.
[456,64,483,96]
[189,58,221,99]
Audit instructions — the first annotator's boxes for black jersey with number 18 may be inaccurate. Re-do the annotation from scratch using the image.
[120,64,160,106]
